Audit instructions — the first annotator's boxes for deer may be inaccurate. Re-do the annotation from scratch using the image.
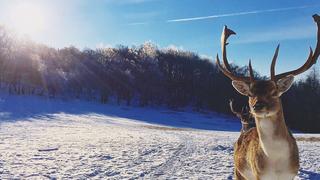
[216,14,320,180]
[229,99,254,133]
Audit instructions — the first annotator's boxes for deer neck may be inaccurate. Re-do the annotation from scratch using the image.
[254,104,292,157]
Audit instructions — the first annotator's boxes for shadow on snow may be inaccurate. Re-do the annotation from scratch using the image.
[0,94,241,131]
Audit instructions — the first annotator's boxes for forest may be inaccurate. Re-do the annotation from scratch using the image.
[0,25,319,132]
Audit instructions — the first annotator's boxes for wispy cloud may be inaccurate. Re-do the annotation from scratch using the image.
[167,5,318,23]
[128,4,319,26]
[234,23,315,44]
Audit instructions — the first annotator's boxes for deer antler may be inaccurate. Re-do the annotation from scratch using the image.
[216,26,254,82]
[270,44,280,81]
[271,14,320,81]
[218,14,320,82]
[221,26,236,72]
[249,59,254,81]
[229,99,241,117]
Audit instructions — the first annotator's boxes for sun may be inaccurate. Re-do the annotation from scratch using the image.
[9,2,46,36]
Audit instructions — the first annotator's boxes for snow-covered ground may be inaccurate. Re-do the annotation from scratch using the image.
[0,94,319,179]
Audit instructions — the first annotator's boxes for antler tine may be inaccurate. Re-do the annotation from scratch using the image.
[270,44,280,81]
[274,48,313,80]
[216,26,252,82]
[274,14,320,81]
[248,59,254,81]
[229,99,234,110]
[244,106,249,113]
[216,55,252,82]
[229,99,240,116]
[241,107,246,114]
[221,26,236,72]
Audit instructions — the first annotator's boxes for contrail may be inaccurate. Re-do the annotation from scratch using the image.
[167,5,318,23]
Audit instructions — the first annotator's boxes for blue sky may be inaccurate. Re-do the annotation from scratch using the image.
[0,0,319,76]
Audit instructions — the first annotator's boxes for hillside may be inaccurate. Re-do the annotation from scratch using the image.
[0,94,319,179]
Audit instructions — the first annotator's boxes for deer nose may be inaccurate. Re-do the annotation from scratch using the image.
[253,103,266,111]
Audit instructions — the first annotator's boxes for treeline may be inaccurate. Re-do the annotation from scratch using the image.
[0,26,319,132]
[283,69,320,132]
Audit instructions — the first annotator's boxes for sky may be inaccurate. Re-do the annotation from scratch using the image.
[0,0,319,76]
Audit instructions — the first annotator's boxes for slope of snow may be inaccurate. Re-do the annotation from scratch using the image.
[0,94,319,179]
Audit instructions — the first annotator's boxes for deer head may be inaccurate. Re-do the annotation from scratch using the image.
[229,99,252,123]
[217,14,320,118]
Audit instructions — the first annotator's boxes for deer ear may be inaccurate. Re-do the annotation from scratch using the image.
[277,75,294,95]
[232,81,250,96]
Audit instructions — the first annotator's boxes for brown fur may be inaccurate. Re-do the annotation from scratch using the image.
[233,80,299,179]
[234,126,299,179]
[218,14,320,179]
[229,100,254,133]
[234,128,264,179]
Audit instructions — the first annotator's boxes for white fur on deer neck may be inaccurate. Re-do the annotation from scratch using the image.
[216,14,319,179]
[256,116,289,158]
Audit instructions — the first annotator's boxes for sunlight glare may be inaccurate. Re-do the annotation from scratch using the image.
[9,2,46,36]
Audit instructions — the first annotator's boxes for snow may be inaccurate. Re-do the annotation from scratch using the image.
[0,94,319,179]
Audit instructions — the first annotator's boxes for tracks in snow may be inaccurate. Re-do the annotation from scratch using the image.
[0,114,240,179]
[146,132,197,179]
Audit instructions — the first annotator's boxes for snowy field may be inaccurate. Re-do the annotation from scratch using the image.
[0,95,319,179]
